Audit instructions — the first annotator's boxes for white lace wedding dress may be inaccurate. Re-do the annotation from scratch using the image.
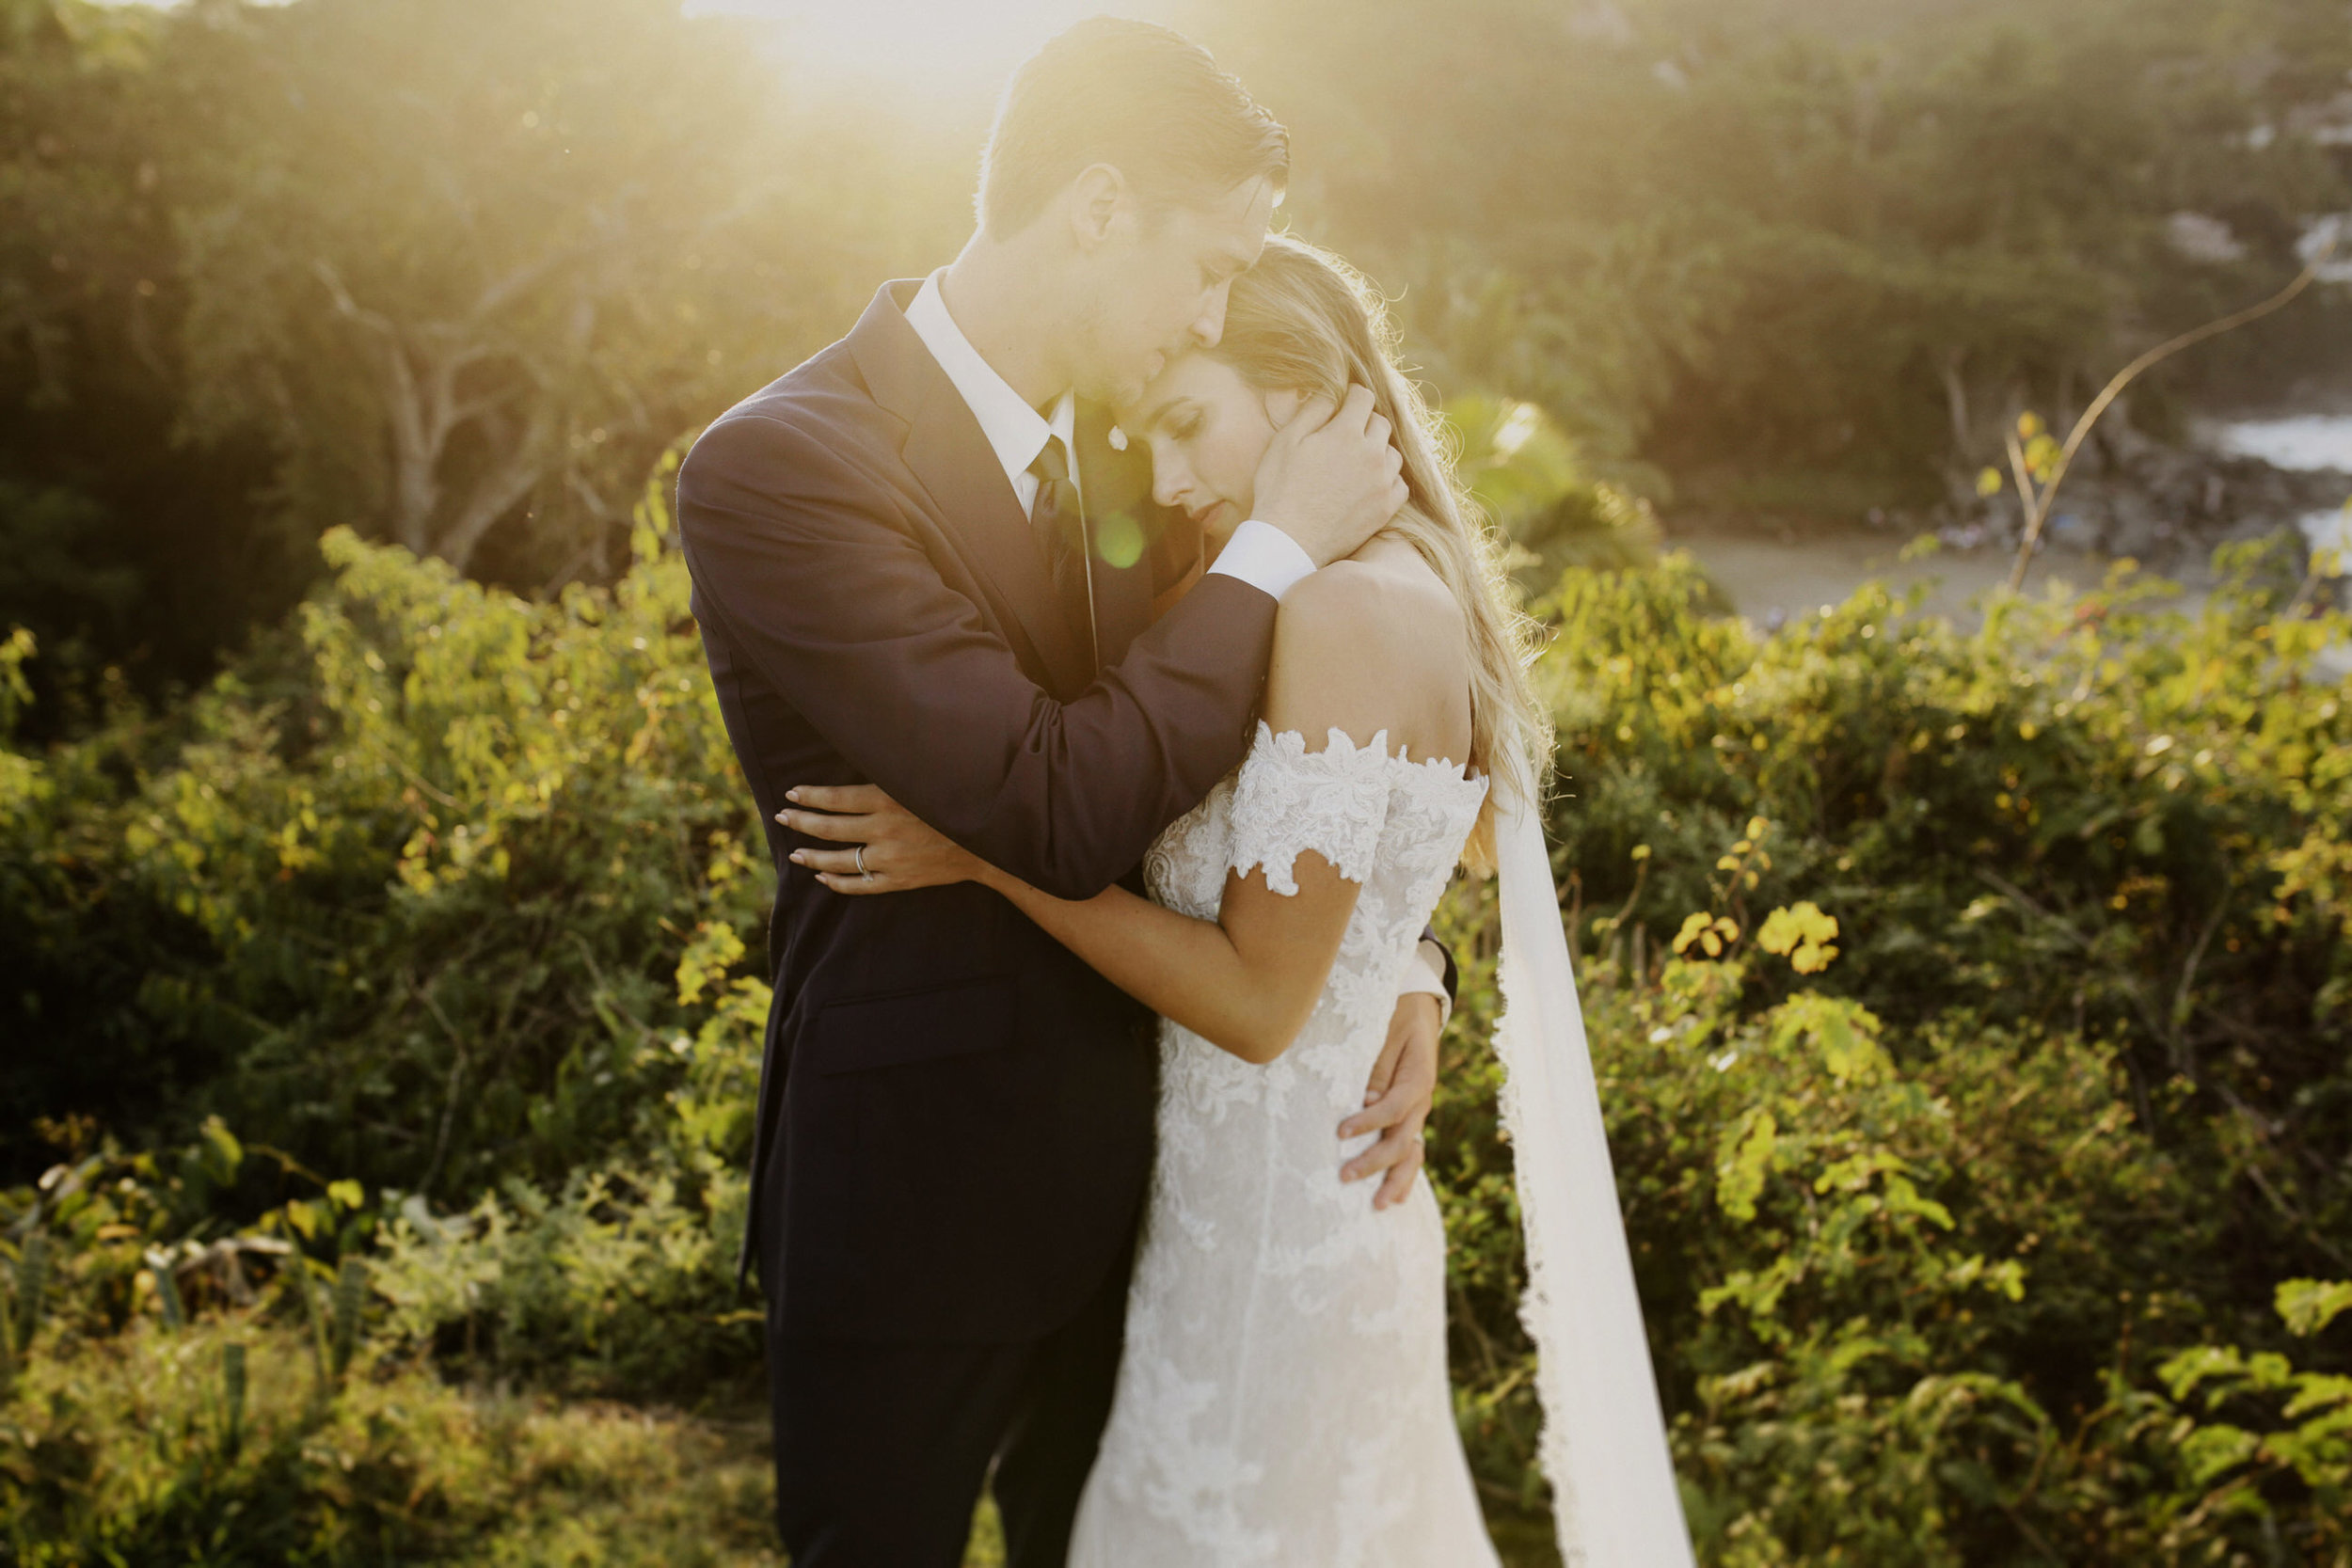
[1068,722,1502,1566]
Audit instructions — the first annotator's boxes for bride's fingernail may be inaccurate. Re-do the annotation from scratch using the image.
[787,788,802,802]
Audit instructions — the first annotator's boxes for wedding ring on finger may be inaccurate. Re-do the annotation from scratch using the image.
[854,845,871,879]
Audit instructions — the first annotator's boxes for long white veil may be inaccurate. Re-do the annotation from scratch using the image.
[1490,761,1695,1566]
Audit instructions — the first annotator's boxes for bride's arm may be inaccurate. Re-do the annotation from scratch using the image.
[787,786,1446,1201]
[973,847,1361,1066]
[794,567,1443,1066]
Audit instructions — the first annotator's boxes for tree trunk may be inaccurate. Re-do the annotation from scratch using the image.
[316,257,565,571]
[436,404,548,575]
[381,339,438,559]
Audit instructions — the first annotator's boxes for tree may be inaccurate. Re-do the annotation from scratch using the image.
[168,0,901,578]
[1193,0,2352,502]
[0,0,299,721]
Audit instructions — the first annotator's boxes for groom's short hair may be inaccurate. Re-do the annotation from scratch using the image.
[977,19,1288,239]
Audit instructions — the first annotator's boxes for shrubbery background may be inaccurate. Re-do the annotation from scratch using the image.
[7,0,2352,1560]
[7,0,2347,728]
[5,479,2347,1560]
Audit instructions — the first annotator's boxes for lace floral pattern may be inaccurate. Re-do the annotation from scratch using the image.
[1071,724,1501,1567]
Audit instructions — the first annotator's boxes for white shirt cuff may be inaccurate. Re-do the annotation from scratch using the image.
[1205,519,1317,602]
[1398,940,1452,1027]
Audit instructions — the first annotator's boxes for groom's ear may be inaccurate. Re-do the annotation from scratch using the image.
[1068,163,1136,252]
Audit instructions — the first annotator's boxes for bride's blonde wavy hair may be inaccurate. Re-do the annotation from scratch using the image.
[1212,234,1551,867]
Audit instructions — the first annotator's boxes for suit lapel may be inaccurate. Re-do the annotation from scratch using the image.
[850,283,1093,695]
[902,380,1092,693]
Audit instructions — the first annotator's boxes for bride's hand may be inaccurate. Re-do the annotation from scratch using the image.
[776,784,993,895]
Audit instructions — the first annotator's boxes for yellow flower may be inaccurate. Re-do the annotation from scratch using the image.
[2025,432,2060,483]
[1757,901,1841,974]
[1674,911,1741,958]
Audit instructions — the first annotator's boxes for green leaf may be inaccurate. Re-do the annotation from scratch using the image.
[2277,1278,2352,1338]
[199,1116,243,1183]
[674,920,746,1008]
[1442,395,1587,537]
[1717,1108,1778,1223]
[1772,993,1887,1084]
[2179,1423,2261,1487]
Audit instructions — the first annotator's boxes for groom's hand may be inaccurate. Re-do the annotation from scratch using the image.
[1339,991,1440,1211]
[1252,384,1408,567]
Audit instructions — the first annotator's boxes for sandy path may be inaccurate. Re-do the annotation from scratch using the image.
[1665,520,2352,680]
[1669,416,2351,632]
[1663,522,2205,630]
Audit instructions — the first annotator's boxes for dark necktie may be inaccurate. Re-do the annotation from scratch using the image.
[1027,435,1094,668]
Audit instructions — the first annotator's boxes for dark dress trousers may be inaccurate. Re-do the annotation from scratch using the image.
[675,279,1276,1565]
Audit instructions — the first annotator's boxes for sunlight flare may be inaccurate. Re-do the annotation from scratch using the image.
[688,0,1151,95]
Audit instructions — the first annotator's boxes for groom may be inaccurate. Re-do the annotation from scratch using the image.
[677,20,1454,1565]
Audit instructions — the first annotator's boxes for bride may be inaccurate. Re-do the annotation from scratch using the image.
[802,236,1692,1563]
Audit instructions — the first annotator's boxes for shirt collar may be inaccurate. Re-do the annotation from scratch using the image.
[906,270,1075,489]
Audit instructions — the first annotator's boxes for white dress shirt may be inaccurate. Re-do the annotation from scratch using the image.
[903,271,1450,1012]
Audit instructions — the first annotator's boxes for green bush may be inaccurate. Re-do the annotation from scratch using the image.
[1,462,769,1196]
[1,1315,782,1566]
[1431,885,2348,1562]
[1531,544,2352,1307]
[1418,543,2351,1561]
[0,1076,781,1560]
[368,924,770,1402]
[7,506,2352,1561]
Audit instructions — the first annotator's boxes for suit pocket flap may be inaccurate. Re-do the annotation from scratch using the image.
[806,975,1018,1076]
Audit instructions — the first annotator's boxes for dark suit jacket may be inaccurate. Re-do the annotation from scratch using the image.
[676,280,1275,1343]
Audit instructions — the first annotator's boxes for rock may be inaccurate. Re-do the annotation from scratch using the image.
[1929,419,2351,577]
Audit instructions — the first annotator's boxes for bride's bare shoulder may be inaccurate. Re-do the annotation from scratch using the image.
[1276,550,1461,646]
[1263,548,1469,758]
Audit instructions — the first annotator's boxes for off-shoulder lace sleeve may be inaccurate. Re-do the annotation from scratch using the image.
[1225,723,1396,895]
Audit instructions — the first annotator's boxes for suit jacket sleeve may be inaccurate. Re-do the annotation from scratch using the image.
[678,411,1276,902]
[1423,927,1460,1006]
